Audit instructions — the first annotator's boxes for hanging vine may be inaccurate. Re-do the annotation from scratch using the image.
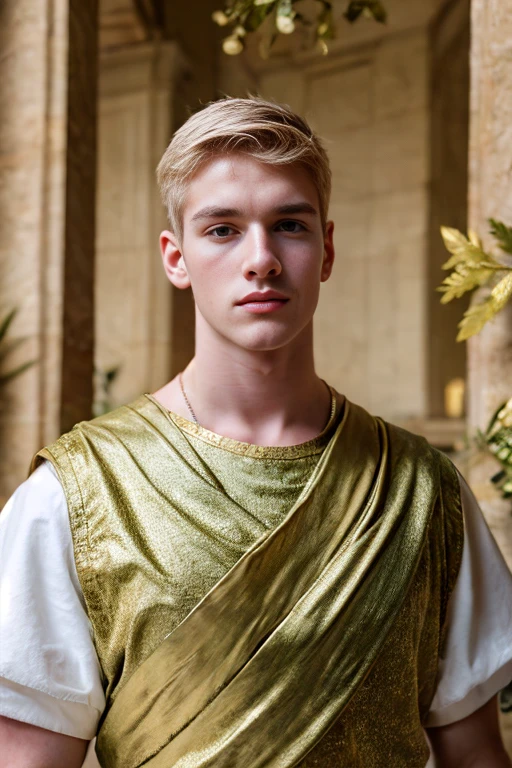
[212,0,387,57]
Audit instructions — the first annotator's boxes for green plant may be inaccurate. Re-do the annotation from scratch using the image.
[438,219,512,341]
[438,220,512,502]
[212,0,387,57]
[477,399,512,499]
[439,225,512,712]
[0,308,37,387]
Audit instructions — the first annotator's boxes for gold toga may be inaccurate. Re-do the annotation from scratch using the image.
[30,388,463,767]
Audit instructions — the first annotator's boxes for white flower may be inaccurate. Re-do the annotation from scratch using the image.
[276,15,295,34]
[222,35,244,55]
[212,10,229,26]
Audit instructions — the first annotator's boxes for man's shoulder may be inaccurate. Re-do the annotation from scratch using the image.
[28,394,151,482]
[351,401,457,482]
[349,400,435,458]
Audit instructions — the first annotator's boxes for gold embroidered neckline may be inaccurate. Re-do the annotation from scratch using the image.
[144,389,343,460]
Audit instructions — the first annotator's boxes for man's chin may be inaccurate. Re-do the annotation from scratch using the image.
[225,330,301,353]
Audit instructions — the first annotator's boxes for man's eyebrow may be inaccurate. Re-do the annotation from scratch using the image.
[189,202,318,222]
[190,206,242,222]
[274,202,318,216]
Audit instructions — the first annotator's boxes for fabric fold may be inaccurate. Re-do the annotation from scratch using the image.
[95,401,441,768]
[30,392,462,768]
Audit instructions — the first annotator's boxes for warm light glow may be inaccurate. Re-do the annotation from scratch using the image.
[444,378,465,419]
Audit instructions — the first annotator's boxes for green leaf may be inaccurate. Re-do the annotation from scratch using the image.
[455,273,512,340]
[0,308,17,343]
[439,226,495,270]
[468,229,482,248]
[440,226,470,254]
[490,272,512,313]
[438,263,495,303]
[442,246,492,271]
[344,0,387,23]
[244,1,275,31]
[367,1,386,22]
[254,0,276,4]
[0,359,37,384]
[0,336,29,364]
[456,299,496,341]
[343,3,362,21]
[106,366,121,384]
[489,218,512,255]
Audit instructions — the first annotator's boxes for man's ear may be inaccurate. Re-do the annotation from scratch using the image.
[160,230,191,290]
[321,220,335,282]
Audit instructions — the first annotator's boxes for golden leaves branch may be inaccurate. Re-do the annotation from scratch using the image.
[439,220,512,501]
[437,219,512,341]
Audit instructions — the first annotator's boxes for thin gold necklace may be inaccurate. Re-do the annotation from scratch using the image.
[179,372,337,431]
[179,371,199,424]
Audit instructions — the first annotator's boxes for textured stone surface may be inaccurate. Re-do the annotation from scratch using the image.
[467,0,512,554]
[467,0,512,753]
[0,0,98,503]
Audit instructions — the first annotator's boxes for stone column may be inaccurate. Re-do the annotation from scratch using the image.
[467,0,512,566]
[467,0,512,752]
[0,0,98,503]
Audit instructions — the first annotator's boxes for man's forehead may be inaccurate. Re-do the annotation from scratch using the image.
[183,155,320,220]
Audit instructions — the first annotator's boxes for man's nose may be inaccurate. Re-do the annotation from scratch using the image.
[241,226,282,279]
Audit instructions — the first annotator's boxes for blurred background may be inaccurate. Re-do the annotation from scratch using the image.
[1,0,512,750]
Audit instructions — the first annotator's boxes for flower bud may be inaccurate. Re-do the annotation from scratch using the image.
[222,35,244,55]
[276,14,295,34]
[212,10,229,26]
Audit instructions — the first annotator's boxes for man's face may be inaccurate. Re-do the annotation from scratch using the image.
[161,153,334,353]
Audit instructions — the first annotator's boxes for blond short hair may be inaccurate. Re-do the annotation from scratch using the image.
[156,97,332,242]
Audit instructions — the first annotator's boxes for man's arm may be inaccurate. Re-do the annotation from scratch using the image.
[427,695,512,767]
[0,715,89,768]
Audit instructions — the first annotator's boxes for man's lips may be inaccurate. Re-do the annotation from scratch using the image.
[236,294,289,314]
[236,291,289,305]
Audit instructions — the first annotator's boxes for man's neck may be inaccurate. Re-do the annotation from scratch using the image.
[154,327,336,447]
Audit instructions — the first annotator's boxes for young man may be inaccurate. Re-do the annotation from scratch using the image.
[1,98,512,768]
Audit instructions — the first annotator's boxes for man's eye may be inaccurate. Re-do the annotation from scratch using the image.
[277,220,305,233]
[209,226,234,237]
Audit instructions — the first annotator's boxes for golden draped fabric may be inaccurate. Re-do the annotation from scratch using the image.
[30,390,463,767]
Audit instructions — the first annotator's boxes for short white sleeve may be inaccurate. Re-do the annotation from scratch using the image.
[0,460,105,740]
[425,471,512,726]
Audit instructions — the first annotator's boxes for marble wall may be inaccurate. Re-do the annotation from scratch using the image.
[467,0,512,568]
[0,0,97,503]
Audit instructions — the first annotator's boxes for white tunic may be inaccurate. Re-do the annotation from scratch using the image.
[1,460,512,768]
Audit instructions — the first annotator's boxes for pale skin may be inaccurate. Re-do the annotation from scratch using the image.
[2,154,510,766]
